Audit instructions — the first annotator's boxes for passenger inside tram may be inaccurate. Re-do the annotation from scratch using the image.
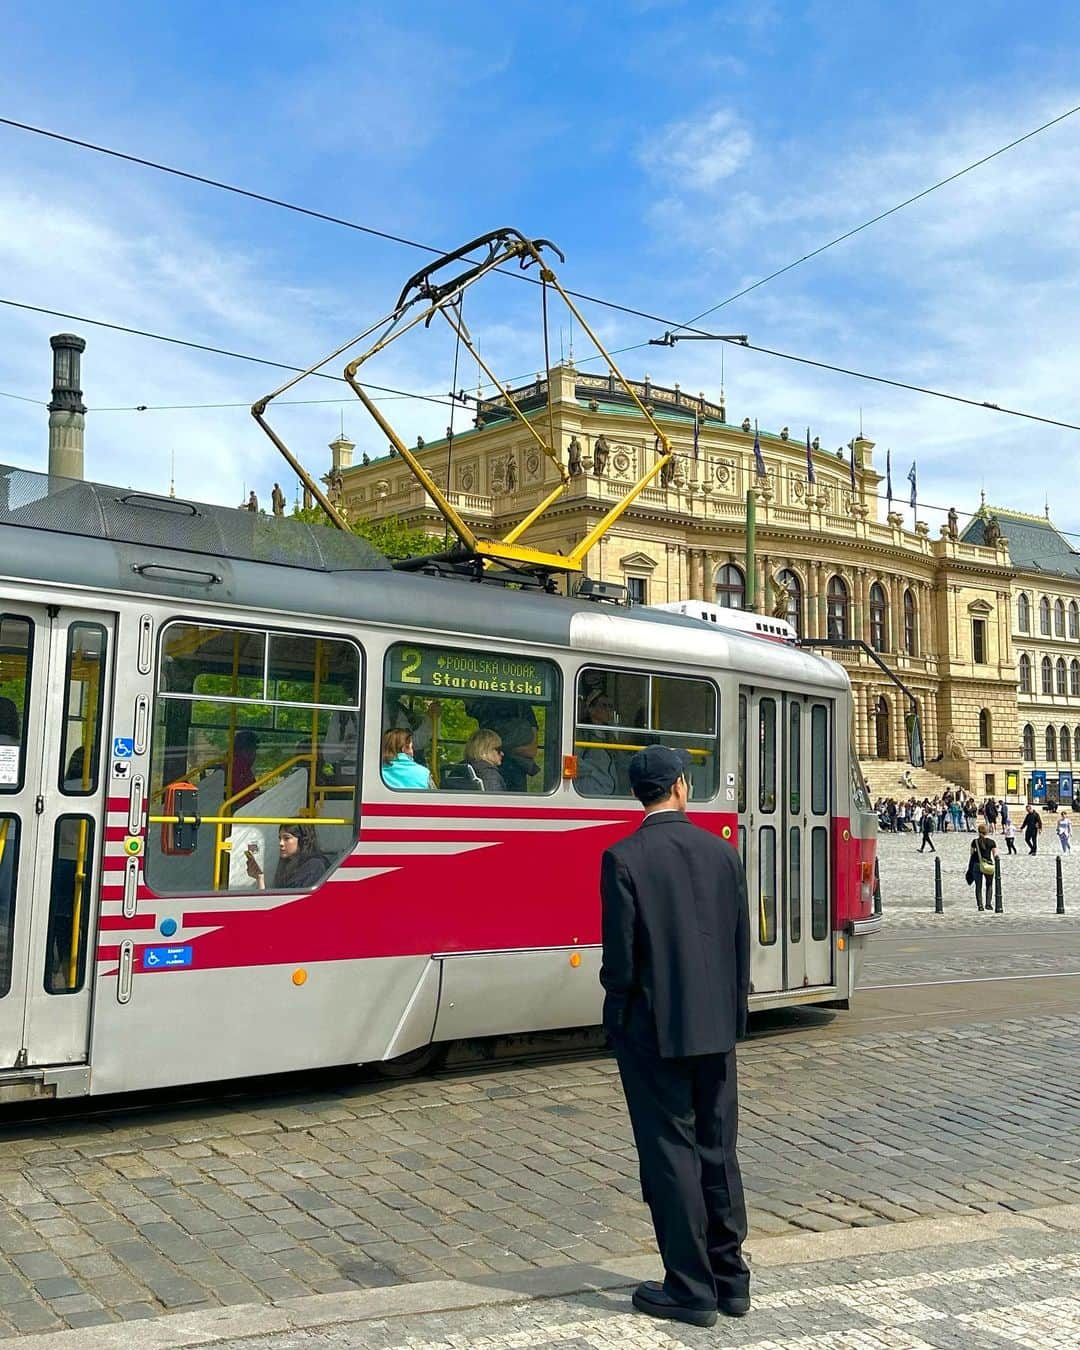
[0,696,19,745]
[381,729,434,789]
[244,824,329,891]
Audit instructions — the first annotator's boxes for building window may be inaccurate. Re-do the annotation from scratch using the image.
[1019,653,1032,693]
[1055,599,1066,637]
[903,588,916,656]
[625,575,647,606]
[1057,657,1068,695]
[574,667,718,800]
[827,575,849,640]
[1022,724,1035,760]
[1042,655,1053,695]
[148,623,363,895]
[384,642,560,795]
[1072,660,1080,697]
[1040,596,1051,635]
[1062,726,1072,761]
[978,709,991,749]
[1018,592,1030,632]
[776,568,802,634]
[1046,725,1057,761]
[714,563,745,609]
[1071,601,1079,640]
[869,582,888,652]
[1074,727,1080,761]
[972,619,987,665]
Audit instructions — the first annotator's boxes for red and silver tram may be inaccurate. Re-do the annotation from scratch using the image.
[0,466,877,1102]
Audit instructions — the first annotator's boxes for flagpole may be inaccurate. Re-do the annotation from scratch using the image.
[745,488,756,613]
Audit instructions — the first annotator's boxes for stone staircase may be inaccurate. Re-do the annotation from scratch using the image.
[859,761,960,801]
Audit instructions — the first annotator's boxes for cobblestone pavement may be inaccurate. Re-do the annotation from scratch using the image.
[159,1217,1080,1350]
[0,988,1078,1336]
[875,831,1080,931]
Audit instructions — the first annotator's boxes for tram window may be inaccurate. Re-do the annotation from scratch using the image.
[0,615,33,794]
[789,825,801,943]
[811,705,829,815]
[59,623,107,795]
[811,826,829,941]
[0,816,19,998]
[383,643,560,794]
[789,701,801,814]
[573,667,718,800]
[758,825,777,945]
[44,816,95,995]
[737,693,747,813]
[758,698,777,812]
[147,622,362,895]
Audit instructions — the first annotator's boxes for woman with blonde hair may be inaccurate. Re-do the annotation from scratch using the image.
[464,728,506,792]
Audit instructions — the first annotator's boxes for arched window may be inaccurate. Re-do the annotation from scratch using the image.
[1019,653,1032,693]
[869,581,888,652]
[978,709,991,749]
[1022,724,1035,760]
[1042,655,1054,694]
[1062,725,1072,761]
[1074,727,1080,761]
[1071,601,1079,640]
[1057,658,1068,695]
[1055,598,1066,637]
[776,568,802,634]
[1017,592,1031,632]
[1040,595,1051,635]
[714,563,745,610]
[827,575,849,640]
[1046,725,1057,760]
[903,588,916,655]
[1071,660,1080,697]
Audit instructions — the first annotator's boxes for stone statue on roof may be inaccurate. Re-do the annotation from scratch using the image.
[567,436,583,477]
[271,482,285,517]
[946,506,958,540]
[593,435,610,477]
[984,515,1001,547]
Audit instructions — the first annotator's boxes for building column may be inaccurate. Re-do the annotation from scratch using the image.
[816,562,827,639]
[694,549,706,602]
[889,575,902,653]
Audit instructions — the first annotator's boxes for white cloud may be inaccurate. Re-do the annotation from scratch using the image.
[639,107,754,190]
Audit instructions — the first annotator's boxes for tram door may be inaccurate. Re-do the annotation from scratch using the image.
[0,604,113,1071]
[738,688,833,995]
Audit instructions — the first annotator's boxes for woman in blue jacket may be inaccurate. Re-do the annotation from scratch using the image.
[381,729,435,789]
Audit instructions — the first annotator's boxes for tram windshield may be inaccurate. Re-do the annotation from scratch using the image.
[147,622,362,894]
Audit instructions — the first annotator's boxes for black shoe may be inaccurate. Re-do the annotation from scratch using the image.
[632,1281,717,1328]
[718,1295,751,1318]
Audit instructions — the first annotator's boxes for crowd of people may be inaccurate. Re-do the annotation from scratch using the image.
[870,784,1074,856]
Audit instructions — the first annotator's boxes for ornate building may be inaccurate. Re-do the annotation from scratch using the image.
[334,362,1069,799]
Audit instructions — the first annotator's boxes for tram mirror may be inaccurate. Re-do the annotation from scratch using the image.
[161,780,200,855]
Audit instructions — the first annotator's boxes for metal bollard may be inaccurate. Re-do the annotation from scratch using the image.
[934,856,943,913]
[873,857,883,916]
[1056,855,1065,914]
[994,856,1003,913]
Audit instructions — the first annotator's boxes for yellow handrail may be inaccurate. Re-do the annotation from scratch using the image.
[151,815,351,825]
[574,739,711,759]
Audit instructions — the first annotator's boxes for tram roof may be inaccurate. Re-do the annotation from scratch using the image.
[0,463,846,689]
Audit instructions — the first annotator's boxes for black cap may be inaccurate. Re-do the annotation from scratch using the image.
[627,745,693,799]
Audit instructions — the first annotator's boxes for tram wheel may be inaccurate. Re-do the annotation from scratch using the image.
[374,1043,446,1079]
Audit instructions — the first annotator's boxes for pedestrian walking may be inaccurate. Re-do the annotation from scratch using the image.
[965,823,998,912]
[600,745,751,1328]
[918,807,936,852]
[1057,812,1071,853]
[1021,804,1043,856]
[1003,817,1017,855]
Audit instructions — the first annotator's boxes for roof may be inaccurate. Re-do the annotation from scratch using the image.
[962,507,1080,581]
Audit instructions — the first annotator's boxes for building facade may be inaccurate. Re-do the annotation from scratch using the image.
[332,363,1059,799]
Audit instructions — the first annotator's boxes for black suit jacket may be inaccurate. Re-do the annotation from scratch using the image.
[600,811,750,1059]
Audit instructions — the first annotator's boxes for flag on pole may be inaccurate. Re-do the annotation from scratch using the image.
[806,427,815,484]
[886,448,893,509]
[908,460,917,511]
[692,412,700,462]
[753,421,766,478]
[849,443,857,493]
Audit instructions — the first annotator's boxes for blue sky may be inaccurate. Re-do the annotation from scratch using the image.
[2,1,1080,536]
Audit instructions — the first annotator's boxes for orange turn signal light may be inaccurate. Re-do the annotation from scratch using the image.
[563,754,578,780]
[292,969,308,986]
[569,951,582,968]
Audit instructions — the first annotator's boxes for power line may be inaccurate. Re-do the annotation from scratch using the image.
[674,102,1080,331]
[0,389,47,406]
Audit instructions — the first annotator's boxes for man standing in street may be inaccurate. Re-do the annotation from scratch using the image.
[1022,803,1043,855]
[600,746,751,1329]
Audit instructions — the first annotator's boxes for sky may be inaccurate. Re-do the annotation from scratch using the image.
[2,1,1080,538]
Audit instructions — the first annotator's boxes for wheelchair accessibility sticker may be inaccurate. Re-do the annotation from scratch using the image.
[141,946,193,971]
[113,736,135,758]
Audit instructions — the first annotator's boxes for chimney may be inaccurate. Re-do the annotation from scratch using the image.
[329,431,355,475]
[48,333,87,481]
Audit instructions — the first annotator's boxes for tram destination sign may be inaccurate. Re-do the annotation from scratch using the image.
[388,646,553,701]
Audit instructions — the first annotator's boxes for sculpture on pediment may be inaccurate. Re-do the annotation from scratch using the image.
[593,434,610,477]
[946,505,958,540]
[984,514,1001,547]
[505,453,518,493]
[567,436,583,477]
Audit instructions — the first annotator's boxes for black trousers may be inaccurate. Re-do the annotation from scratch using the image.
[614,1037,749,1309]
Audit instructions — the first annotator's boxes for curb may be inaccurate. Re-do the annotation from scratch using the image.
[14,1205,1080,1348]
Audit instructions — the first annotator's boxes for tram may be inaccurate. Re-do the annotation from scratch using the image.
[0,463,878,1102]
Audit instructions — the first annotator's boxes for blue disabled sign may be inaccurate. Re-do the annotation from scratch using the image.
[142,945,193,971]
[1030,770,1047,802]
[113,736,134,758]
